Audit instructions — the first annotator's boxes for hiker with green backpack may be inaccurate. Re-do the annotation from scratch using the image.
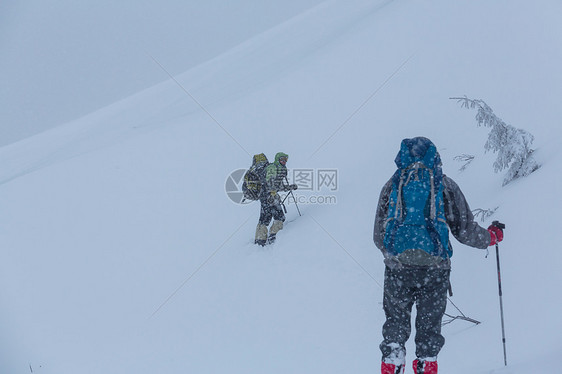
[243,152,297,246]
[373,137,505,374]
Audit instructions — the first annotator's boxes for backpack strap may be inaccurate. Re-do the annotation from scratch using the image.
[393,169,406,221]
[392,162,437,221]
[387,162,448,257]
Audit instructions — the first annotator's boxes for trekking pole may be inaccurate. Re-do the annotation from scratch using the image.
[290,190,301,216]
[284,177,302,216]
[280,186,292,214]
[280,196,288,214]
[492,221,507,366]
[282,190,301,216]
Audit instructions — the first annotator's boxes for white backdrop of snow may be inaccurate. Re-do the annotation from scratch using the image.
[1,0,562,373]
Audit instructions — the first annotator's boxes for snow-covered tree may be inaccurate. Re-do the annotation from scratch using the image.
[451,96,540,185]
[454,154,475,172]
[472,207,498,222]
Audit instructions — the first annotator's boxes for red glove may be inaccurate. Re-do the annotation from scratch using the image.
[488,225,504,246]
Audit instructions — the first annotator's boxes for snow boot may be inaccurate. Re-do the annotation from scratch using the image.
[267,220,283,245]
[381,362,405,374]
[413,359,438,374]
[255,223,268,246]
[267,233,276,245]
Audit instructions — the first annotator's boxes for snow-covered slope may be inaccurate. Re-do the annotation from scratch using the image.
[0,0,327,146]
[1,0,562,373]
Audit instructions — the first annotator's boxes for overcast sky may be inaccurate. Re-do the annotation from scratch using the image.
[0,0,325,146]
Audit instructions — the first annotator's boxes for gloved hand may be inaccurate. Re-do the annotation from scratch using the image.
[488,221,505,246]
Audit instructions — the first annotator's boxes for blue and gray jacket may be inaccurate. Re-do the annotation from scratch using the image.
[373,138,491,269]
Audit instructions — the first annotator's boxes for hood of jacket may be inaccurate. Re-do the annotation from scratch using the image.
[394,137,442,170]
[274,152,289,165]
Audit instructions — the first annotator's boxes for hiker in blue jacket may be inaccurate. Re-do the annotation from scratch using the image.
[373,137,504,374]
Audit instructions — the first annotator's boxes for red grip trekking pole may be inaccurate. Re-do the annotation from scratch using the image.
[492,221,507,366]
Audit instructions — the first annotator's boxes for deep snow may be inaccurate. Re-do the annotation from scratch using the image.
[1,0,562,373]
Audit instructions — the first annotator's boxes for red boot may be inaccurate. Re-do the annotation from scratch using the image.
[381,361,405,374]
[413,359,438,374]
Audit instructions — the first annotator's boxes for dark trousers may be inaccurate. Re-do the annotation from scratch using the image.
[380,266,450,361]
[259,196,285,226]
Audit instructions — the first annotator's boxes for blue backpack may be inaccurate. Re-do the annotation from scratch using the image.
[383,138,452,259]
